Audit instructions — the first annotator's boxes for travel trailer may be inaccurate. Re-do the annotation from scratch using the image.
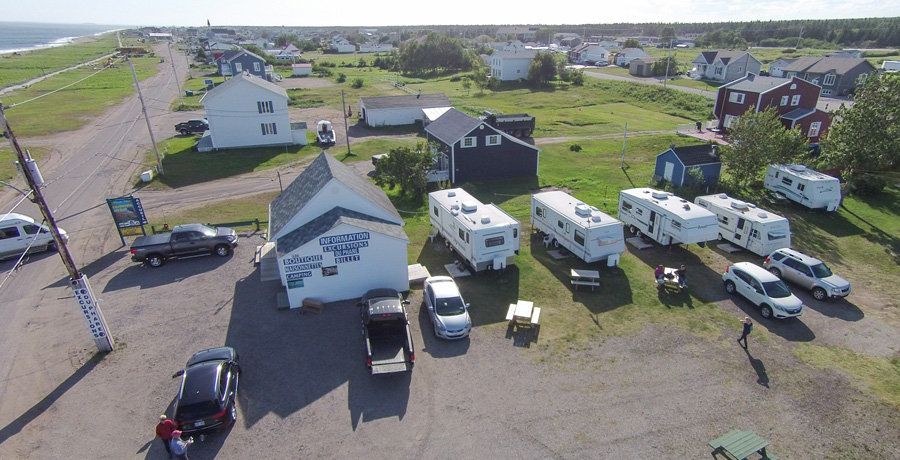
[695,194,791,256]
[763,164,841,211]
[531,191,625,266]
[617,188,718,246]
[0,213,67,260]
[428,188,520,272]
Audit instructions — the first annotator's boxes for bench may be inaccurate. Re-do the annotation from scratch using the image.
[571,280,600,291]
[530,307,541,326]
[505,304,517,322]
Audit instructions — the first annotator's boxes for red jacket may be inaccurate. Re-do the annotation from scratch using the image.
[156,419,177,440]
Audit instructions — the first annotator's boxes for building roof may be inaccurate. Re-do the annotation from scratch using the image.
[724,73,791,92]
[276,206,408,257]
[359,93,450,110]
[619,48,648,56]
[268,152,402,238]
[199,71,286,104]
[660,144,721,166]
[781,107,816,121]
[423,108,482,144]
[781,56,873,75]
[493,49,539,60]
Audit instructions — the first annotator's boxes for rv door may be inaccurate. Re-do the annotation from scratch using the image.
[734,218,746,243]
[648,210,657,235]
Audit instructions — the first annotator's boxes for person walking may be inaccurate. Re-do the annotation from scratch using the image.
[170,430,193,460]
[737,317,753,348]
[155,415,177,458]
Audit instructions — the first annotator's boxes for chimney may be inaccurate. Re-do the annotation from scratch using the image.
[670,143,676,150]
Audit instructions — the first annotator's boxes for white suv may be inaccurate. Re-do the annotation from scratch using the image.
[423,276,472,339]
[763,248,851,301]
[723,262,805,319]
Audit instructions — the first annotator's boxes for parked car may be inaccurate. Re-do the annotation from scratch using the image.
[763,248,851,300]
[0,213,67,260]
[172,347,241,436]
[423,276,472,339]
[359,288,415,374]
[175,118,209,135]
[722,262,805,319]
[130,223,238,267]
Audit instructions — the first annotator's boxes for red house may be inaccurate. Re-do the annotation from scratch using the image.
[714,74,831,143]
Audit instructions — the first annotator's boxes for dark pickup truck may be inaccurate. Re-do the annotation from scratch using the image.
[359,288,415,375]
[481,111,535,137]
[130,223,238,267]
[175,118,209,135]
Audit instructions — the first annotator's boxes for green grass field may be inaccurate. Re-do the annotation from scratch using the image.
[0,34,122,89]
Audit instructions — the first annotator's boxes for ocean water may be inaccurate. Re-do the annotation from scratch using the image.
[0,21,128,54]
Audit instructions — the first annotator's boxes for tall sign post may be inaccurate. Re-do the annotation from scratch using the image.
[1,101,115,352]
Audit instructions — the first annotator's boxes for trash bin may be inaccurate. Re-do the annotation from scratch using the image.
[185,90,194,97]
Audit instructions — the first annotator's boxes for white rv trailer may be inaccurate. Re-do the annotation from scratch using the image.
[694,193,791,256]
[617,188,718,246]
[763,164,841,211]
[428,188,520,272]
[531,191,625,266]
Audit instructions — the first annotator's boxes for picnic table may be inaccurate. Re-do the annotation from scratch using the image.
[570,269,600,291]
[660,266,685,292]
[505,300,541,328]
[709,429,777,460]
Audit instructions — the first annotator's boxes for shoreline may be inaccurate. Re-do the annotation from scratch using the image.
[0,28,124,56]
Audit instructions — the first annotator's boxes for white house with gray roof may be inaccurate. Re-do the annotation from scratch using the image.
[689,50,761,82]
[490,49,539,81]
[357,93,451,127]
[268,152,409,307]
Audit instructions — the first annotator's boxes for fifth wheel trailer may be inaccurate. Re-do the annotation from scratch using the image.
[617,188,718,246]
[428,188,520,272]
[531,191,625,266]
[694,193,791,256]
[763,164,841,211]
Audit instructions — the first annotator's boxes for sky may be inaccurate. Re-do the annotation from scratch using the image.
[6,0,899,28]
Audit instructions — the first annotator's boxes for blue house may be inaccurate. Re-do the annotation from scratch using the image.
[217,48,269,80]
[654,144,721,186]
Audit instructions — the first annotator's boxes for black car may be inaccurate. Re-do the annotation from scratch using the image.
[174,118,209,135]
[172,347,240,436]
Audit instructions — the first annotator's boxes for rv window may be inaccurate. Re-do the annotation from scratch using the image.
[0,227,20,239]
[622,201,632,211]
[513,228,518,238]
[750,229,759,239]
[485,236,504,247]
[459,228,465,240]
[797,183,805,191]
[781,177,793,186]
[536,207,544,218]
[670,220,682,229]
[574,231,585,246]
[768,232,787,240]
[718,216,729,225]
[466,232,469,243]
[737,218,745,230]
[557,220,564,230]
[566,223,571,233]
[433,206,439,217]
[636,208,643,216]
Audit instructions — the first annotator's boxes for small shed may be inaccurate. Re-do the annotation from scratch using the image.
[629,58,655,77]
[654,144,722,187]
[292,63,312,76]
[358,93,451,127]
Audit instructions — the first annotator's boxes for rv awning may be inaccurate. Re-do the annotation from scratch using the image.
[767,231,790,240]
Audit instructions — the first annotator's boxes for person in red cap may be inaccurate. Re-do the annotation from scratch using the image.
[155,415,177,458]
[170,430,193,460]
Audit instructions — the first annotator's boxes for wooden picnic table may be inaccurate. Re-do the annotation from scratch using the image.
[570,269,600,291]
[506,300,541,328]
[660,267,685,292]
[709,429,776,460]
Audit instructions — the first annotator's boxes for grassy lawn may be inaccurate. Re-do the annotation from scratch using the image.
[0,34,122,89]
[665,77,723,92]
[586,66,631,77]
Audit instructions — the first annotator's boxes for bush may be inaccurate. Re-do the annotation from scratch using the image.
[846,173,887,196]
[336,73,346,83]
[570,144,582,152]
[450,75,462,82]
[351,77,364,88]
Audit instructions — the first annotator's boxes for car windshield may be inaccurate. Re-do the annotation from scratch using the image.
[762,280,793,298]
[435,296,466,316]
[810,262,832,278]
[199,225,217,237]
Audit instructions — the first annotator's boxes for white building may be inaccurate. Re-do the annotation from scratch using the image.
[332,38,356,53]
[490,49,539,81]
[359,43,393,53]
[358,93,451,127]
[292,63,312,76]
[198,72,307,151]
[268,152,409,308]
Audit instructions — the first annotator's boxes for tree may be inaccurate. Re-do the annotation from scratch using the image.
[652,56,680,76]
[822,73,900,195]
[373,142,438,200]
[527,52,557,86]
[623,38,642,49]
[470,70,489,93]
[721,106,809,188]
[659,27,677,46]
[461,78,472,95]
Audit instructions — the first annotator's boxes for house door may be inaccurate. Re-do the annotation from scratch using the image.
[664,162,675,181]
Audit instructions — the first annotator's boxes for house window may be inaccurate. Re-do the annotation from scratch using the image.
[486,135,501,146]
[808,122,821,138]
[715,66,723,76]
[857,73,868,85]
[257,101,274,113]
[823,73,836,86]
[462,137,477,148]
[790,95,801,106]
[728,92,745,104]
[574,230,585,246]
[235,63,243,72]
[261,122,277,135]
[253,62,261,72]
[822,89,833,96]
[780,96,789,106]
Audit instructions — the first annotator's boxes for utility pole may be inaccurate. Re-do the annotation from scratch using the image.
[0,101,115,352]
[128,56,164,175]
[797,26,804,49]
[620,122,628,170]
[168,42,185,106]
[341,90,352,156]
[664,38,673,90]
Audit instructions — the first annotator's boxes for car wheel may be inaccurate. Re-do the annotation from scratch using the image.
[724,280,736,294]
[760,304,773,319]
[147,255,164,267]
[180,129,189,136]
[768,267,782,278]
[215,244,231,257]
[717,233,723,241]
[629,225,639,235]
[812,287,828,301]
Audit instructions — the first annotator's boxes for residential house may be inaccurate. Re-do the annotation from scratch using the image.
[629,57,655,77]
[781,56,876,96]
[654,144,722,186]
[555,33,582,48]
[267,152,409,308]
[266,44,300,62]
[358,93,451,127]
[490,49,539,81]
[882,60,900,72]
[614,48,651,67]
[496,26,537,42]
[767,58,796,77]
[597,40,620,51]
[714,74,831,143]
[217,48,269,80]
[292,63,312,76]
[689,50,762,83]
[331,37,356,53]
[198,72,307,151]
[359,42,393,53]
[424,108,540,184]
[489,40,526,52]
[567,44,610,65]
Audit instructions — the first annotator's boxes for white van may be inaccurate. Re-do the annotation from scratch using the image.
[0,213,67,261]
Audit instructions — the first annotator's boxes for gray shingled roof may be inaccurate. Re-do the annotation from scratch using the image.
[668,145,721,166]
[696,50,745,65]
[269,152,402,238]
[781,56,873,75]
[359,93,450,110]
[781,108,815,121]
[423,108,482,145]
[493,49,539,59]
[276,206,408,257]
[726,73,788,92]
